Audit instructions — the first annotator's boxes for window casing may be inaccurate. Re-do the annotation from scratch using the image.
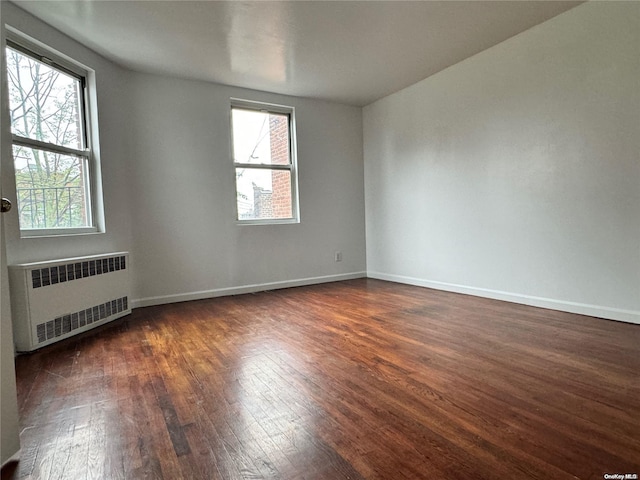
[230,99,299,224]
[5,32,101,236]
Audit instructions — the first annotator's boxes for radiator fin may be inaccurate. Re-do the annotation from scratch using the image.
[31,255,127,289]
[35,296,129,344]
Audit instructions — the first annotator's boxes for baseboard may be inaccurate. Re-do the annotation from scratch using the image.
[368,271,640,325]
[132,271,367,309]
[1,449,20,469]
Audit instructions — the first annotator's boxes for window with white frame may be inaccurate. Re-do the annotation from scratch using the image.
[5,34,101,236]
[230,99,299,224]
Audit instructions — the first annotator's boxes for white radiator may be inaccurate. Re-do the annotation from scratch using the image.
[9,252,131,352]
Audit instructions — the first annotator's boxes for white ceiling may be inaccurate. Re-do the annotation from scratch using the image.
[11,0,582,106]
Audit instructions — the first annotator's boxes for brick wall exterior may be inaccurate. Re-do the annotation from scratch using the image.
[269,114,292,218]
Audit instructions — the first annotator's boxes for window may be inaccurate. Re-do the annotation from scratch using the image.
[230,99,299,224]
[5,34,101,236]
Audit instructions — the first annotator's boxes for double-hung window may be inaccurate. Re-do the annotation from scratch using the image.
[5,33,100,236]
[230,99,299,224]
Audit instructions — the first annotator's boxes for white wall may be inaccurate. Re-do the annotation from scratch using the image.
[364,1,640,323]
[129,73,366,306]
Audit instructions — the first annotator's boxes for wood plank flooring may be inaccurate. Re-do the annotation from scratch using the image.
[5,279,640,479]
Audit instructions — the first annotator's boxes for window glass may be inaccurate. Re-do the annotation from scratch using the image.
[231,109,290,166]
[12,146,90,229]
[7,47,84,149]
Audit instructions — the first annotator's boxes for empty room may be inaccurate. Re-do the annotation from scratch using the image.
[1,1,639,479]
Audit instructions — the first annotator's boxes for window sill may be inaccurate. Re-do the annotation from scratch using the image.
[20,227,101,239]
[236,218,300,226]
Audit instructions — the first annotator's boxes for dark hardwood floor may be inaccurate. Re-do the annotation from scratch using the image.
[5,279,640,479]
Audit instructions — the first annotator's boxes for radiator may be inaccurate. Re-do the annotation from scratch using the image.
[9,252,131,352]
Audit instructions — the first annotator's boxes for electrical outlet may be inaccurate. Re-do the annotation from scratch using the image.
[335,251,342,262]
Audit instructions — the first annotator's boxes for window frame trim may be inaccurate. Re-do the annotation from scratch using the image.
[230,98,300,225]
[5,30,101,236]
[12,134,90,158]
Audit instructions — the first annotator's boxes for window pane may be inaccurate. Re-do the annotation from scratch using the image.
[13,145,90,229]
[6,47,84,150]
[236,168,292,220]
[231,108,290,165]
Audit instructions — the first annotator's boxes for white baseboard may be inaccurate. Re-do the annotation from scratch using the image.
[2,449,20,469]
[368,271,640,325]
[132,271,367,309]
[130,270,639,325]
